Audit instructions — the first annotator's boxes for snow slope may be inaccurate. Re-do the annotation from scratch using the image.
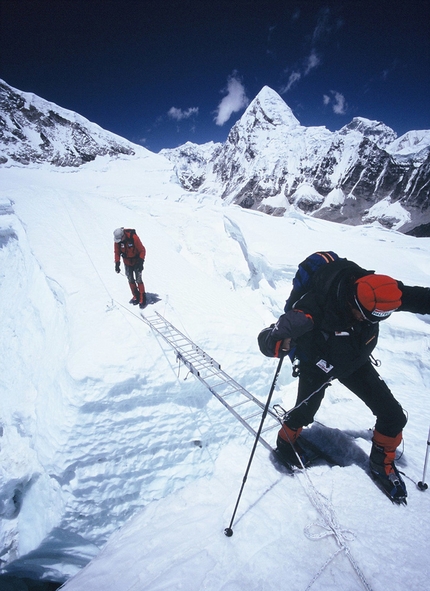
[1,153,430,591]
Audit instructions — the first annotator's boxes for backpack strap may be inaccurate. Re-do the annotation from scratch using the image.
[124,229,136,244]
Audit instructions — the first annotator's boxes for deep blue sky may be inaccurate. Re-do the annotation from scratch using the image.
[1,0,429,152]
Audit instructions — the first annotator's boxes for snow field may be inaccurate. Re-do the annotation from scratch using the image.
[1,155,430,589]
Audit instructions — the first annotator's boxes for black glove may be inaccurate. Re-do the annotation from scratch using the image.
[258,311,313,358]
[135,258,144,272]
[115,261,120,273]
[258,326,292,358]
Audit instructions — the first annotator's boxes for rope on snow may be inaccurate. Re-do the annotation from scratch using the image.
[274,390,373,590]
[299,469,374,591]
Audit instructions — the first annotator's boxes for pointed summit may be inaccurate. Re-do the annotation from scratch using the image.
[241,86,300,130]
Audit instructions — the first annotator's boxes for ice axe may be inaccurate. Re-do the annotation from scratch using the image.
[417,426,430,491]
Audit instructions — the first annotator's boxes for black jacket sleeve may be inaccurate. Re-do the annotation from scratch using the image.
[397,282,430,314]
[271,310,314,340]
[257,310,314,357]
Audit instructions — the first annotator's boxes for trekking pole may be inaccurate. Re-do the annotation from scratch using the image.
[417,425,430,491]
[224,355,285,537]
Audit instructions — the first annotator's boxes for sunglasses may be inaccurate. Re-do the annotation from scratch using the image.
[353,296,392,324]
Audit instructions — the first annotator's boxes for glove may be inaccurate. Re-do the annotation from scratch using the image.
[258,311,313,358]
[135,258,144,272]
[115,261,120,273]
[258,327,292,358]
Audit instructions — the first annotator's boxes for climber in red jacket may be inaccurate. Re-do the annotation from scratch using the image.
[114,227,146,308]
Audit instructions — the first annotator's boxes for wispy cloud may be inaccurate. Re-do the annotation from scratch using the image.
[280,71,302,94]
[280,48,322,95]
[280,50,320,94]
[378,60,399,82]
[280,7,342,95]
[304,50,321,75]
[313,7,343,42]
[167,106,199,121]
[323,91,347,115]
[214,73,249,126]
[312,7,331,43]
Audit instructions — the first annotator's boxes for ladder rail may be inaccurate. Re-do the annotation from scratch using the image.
[141,311,281,450]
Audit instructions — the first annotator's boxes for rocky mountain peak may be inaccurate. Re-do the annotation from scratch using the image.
[162,86,430,233]
[237,85,300,133]
[386,129,430,162]
[0,79,140,167]
[339,116,397,148]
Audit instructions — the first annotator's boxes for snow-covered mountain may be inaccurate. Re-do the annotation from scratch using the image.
[0,80,143,167]
[161,86,430,234]
[2,79,430,235]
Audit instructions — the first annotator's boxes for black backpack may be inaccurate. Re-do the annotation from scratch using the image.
[284,251,340,312]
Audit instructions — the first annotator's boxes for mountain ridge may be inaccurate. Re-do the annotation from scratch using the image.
[1,79,429,234]
[0,79,146,167]
[161,87,430,234]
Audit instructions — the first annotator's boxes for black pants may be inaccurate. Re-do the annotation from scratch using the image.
[286,360,407,438]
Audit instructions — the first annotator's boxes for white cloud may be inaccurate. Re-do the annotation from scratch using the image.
[214,74,249,126]
[167,106,199,121]
[332,92,347,115]
[279,7,341,96]
[280,51,320,95]
[280,71,301,94]
[323,90,347,115]
[305,51,321,75]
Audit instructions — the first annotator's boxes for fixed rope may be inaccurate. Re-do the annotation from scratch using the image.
[300,469,373,591]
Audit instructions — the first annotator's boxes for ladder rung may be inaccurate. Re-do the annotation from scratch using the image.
[243,410,263,421]
[261,423,278,433]
[141,311,276,452]
[230,398,253,409]
[204,378,232,389]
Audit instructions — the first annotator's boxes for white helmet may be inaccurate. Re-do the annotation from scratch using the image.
[113,227,125,243]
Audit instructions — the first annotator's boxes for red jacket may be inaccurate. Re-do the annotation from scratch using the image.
[114,229,146,267]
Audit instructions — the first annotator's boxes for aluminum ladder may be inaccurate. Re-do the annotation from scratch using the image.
[141,311,280,451]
